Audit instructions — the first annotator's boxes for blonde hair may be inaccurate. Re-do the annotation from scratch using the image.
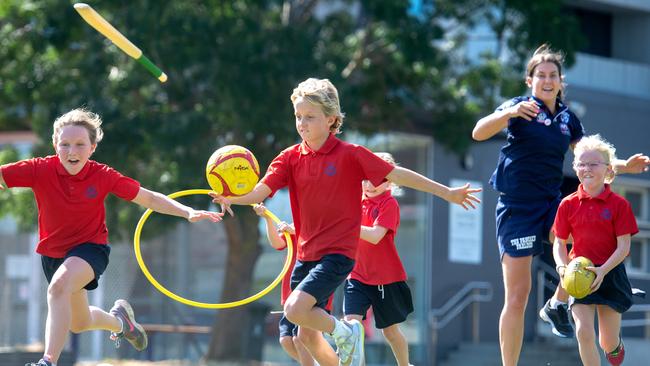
[52,108,104,145]
[290,78,345,134]
[525,44,566,99]
[375,152,403,196]
[574,134,617,184]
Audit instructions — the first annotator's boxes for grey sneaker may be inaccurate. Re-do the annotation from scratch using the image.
[332,319,365,366]
[109,299,148,351]
[539,299,574,338]
[25,360,52,366]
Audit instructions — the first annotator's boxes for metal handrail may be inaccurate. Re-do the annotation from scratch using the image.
[428,281,493,366]
[429,281,493,330]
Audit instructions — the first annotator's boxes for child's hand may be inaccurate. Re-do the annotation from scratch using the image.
[187,209,224,223]
[623,153,650,174]
[252,203,267,217]
[208,192,234,216]
[277,222,295,235]
[448,183,482,210]
[586,265,606,293]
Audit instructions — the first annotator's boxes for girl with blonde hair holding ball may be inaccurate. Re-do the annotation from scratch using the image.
[0,108,224,366]
[473,44,650,366]
[553,135,638,366]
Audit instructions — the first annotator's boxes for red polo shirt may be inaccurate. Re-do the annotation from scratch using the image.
[1,156,141,258]
[261,134,394,261]
[553,184,638,265]
[350,190,406,285]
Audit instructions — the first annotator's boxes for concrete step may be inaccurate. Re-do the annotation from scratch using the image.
[439,341,582,366]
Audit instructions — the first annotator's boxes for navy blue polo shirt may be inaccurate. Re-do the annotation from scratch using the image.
[489,96,584,200]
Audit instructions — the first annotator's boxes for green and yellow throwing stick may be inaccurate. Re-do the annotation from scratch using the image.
[73,3,167,82]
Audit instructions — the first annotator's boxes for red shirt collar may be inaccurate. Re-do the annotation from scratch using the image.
[54,156,91,180]
[364,189,392,203]
[299,133,340,155]
[577,183,612,201]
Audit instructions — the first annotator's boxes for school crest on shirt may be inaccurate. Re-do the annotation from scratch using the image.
[371,207,380,220]
[559,122,571,136]
[324,162,336,176]
[560,112,570,124]
[85,186,98,199]
[536,111,551,126]
[601,208,612,220]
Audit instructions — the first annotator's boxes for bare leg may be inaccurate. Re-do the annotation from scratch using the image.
[280,335,299,361]
[296,326,337,366]
[597,305,622,354]
[572,304,599,366]
[382,324,410,366]
[499,254,532,366]
[285,290,337,333]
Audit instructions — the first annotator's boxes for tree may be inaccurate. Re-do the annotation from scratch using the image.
[0,0,583,362]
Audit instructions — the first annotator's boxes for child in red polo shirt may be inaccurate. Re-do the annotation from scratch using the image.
[344,152,413,366]
[553,134,639,366]
[0,108,224,366]
[253,203,334,366]
[211,78,481,366]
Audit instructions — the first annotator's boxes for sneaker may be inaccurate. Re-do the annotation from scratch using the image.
[332,319,365,366]
[539,299,574,338]
[606,340,625,365]
[25,359,52,366]
[109,299,148,351]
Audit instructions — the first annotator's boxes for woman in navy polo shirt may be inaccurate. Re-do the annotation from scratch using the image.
[472,44,650,366]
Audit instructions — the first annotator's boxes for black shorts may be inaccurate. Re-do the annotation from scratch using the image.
[291,254,354,310]
[41,243,111,291]
[278,315,297,338]
[343,279,414,329]
[573,262,633,313]
[496,196,559,259]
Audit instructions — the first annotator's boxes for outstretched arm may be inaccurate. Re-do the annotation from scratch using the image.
[386,167,481,209]
[613,153,650,175]
[131,187,224,223]
[253,204,289,250]
[209,182,272,216]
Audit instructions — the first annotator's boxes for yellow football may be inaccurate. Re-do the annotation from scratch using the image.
[562,256,596,299]
[205,145,260,197]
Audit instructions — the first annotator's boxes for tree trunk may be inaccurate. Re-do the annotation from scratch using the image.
[205,208,263,362]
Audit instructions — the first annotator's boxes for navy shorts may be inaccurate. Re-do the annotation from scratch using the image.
[291,254,354,310]
[278,315,297,338]
[41,243,111,291]
[573,262,633,313]
[496,195,560,259]
[343,279,414,329]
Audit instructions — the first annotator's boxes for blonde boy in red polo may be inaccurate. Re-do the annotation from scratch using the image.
[211,78,481,366]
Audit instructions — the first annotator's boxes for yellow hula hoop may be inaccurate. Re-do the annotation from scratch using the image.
[133,189,293,309]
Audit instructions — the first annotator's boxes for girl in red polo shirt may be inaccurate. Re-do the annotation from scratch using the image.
[343,152,413,366]
[0,108,224,366]
[553,135,639,366]
[211,78,481,366]
[253,203,333,366]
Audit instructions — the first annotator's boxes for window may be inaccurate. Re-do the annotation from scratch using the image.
[612,182,650,276]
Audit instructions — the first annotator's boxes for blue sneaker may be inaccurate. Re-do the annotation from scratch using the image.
[109,299,148,351]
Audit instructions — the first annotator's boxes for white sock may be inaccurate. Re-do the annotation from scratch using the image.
[116,317,125,333]
[550,298,566,309]
[331,318,351,338]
